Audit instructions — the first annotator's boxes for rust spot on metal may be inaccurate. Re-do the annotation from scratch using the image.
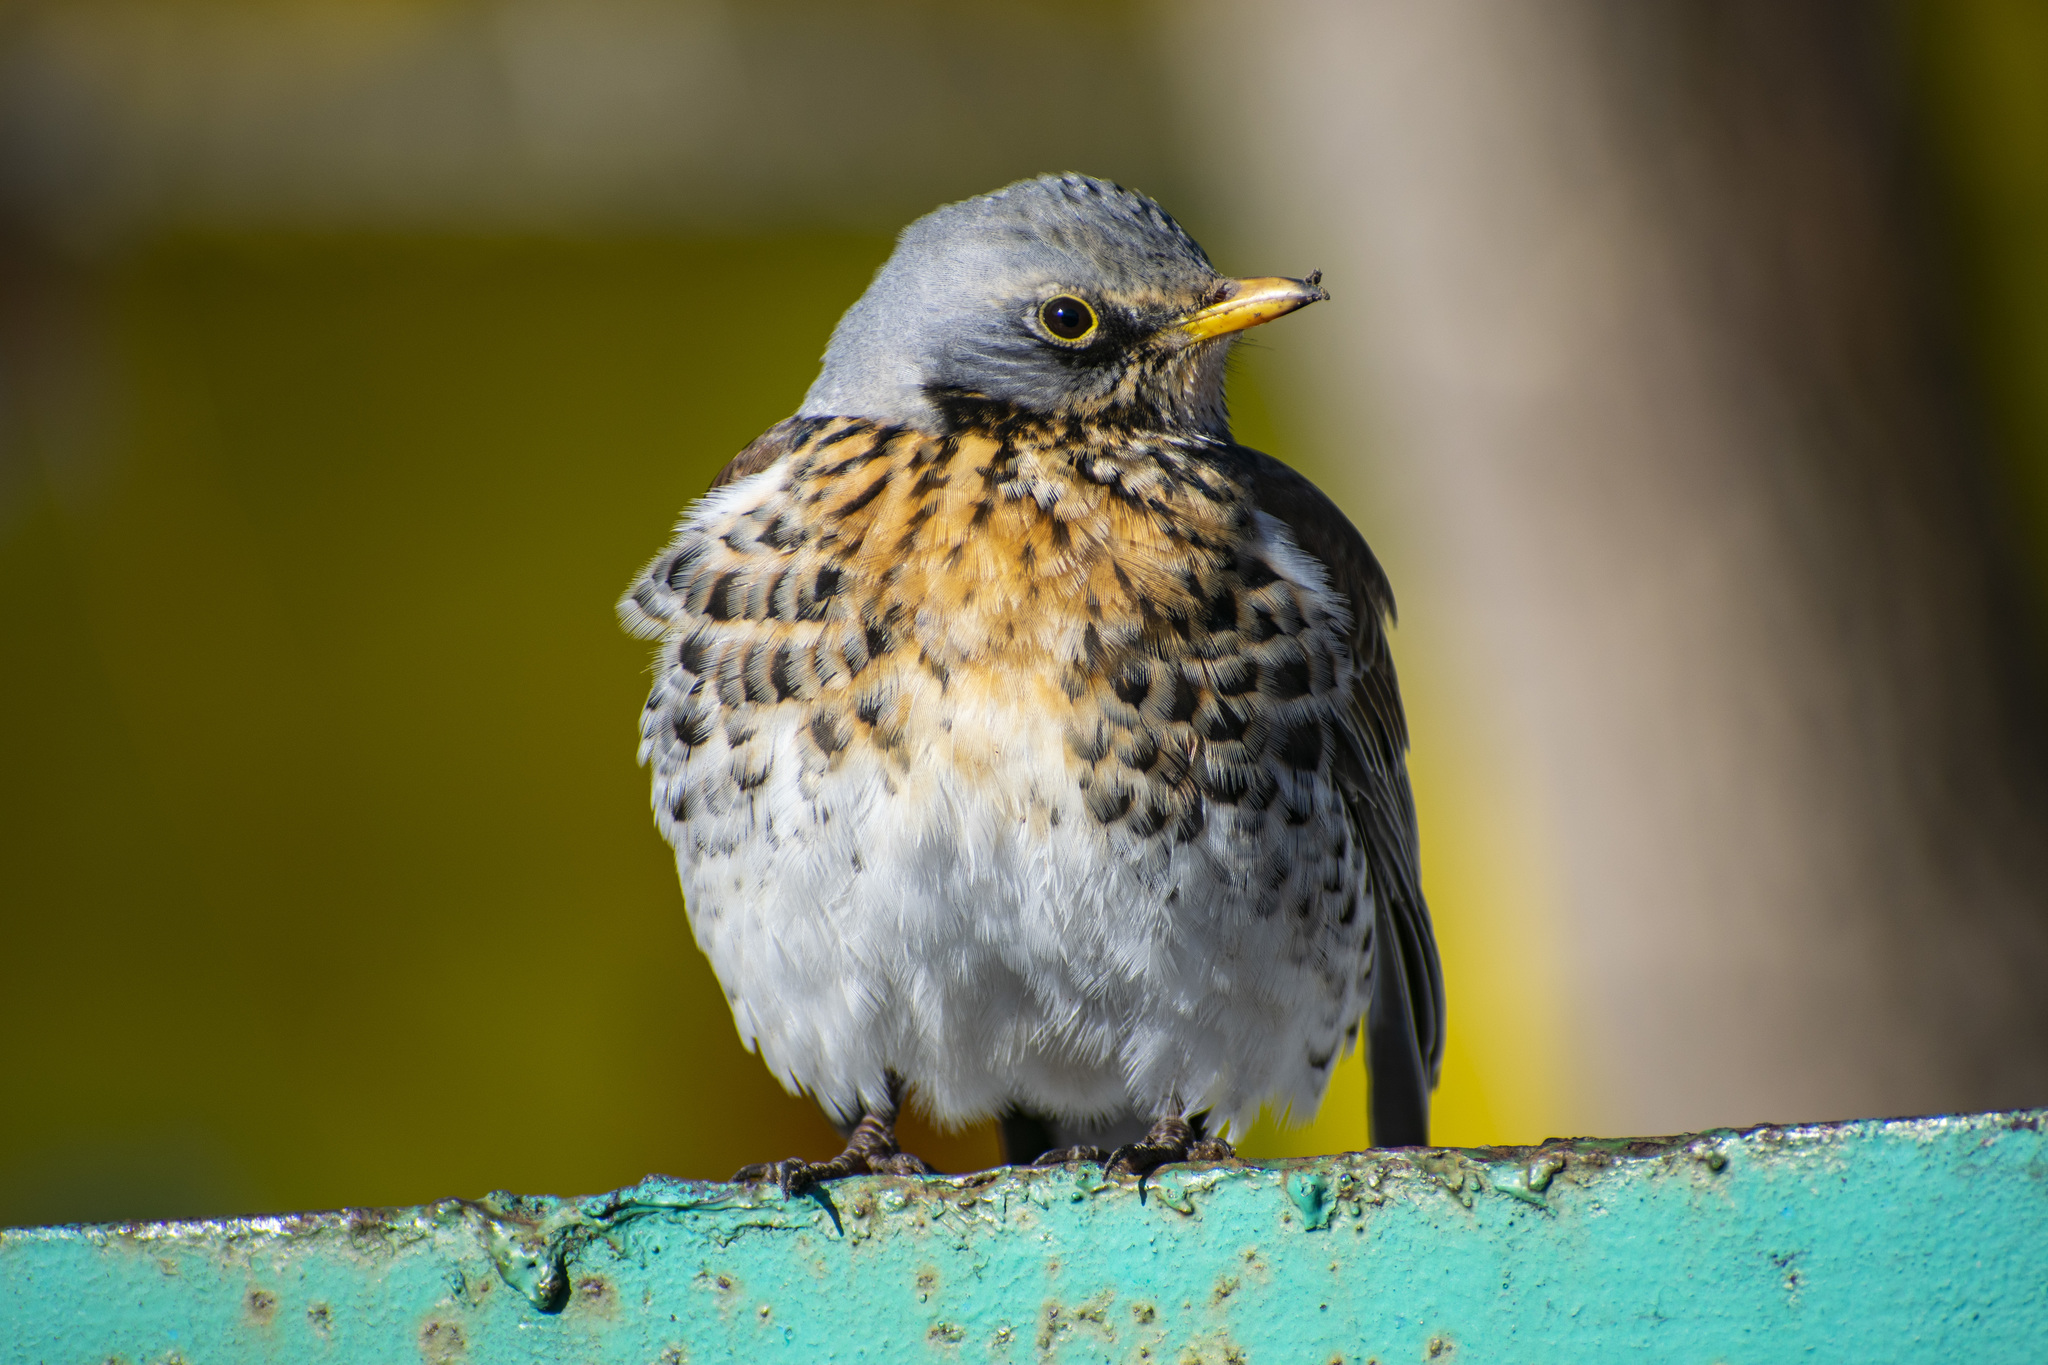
[306,1303,332,1334]
[574,1275,616,1317]
[418,1318,465,1364]
[1036,1304,1062,1353]
[1036,1292,1116,1353]
[243,1288,276,1327]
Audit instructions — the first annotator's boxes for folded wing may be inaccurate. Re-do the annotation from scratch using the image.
[1237,446,1444,1148]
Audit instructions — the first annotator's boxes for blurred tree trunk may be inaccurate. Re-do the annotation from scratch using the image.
[1176,0,2048,1134]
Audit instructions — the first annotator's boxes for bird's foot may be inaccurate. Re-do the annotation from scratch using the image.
[732,1156,841,1196]
[1104,1116,1235,1178]
[1030,1145,1110,1167]
[733,1113,934,1196]
[868,1152,937,1176]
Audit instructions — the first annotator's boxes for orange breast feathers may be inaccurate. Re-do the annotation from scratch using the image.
[788,425,1257,691]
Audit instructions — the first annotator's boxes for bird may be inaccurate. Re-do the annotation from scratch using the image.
[620,173,1442,1193]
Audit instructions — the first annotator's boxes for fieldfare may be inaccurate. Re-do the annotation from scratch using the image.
[621,174,1443,1192]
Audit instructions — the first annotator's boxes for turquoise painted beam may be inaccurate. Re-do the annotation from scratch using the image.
[4,1109,2044,1363]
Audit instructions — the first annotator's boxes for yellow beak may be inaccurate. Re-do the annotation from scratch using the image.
[1176,273,1329,342]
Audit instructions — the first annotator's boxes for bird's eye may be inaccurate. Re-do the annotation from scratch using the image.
[1039,295,1099,343]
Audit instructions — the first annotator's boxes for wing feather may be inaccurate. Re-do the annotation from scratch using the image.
[707,416,821,489]
[1236,445,1444,1147]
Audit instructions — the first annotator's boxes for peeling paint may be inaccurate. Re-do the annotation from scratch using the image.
[3,1111,2047,1362]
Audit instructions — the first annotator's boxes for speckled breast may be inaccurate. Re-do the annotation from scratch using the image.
[622,414,1372,1122]
[629,416,1355,892]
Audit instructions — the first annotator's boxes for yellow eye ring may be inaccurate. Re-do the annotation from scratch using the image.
[1038,294,1099,343]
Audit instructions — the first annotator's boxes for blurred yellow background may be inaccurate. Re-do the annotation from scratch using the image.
[5,0,2048,1226]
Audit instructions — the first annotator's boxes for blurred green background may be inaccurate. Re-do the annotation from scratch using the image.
[2,235,914,1223]
[5,0,2048,1226]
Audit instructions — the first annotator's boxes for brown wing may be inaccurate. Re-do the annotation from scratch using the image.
[708,416,826,490]
[1237,445,1444,1148]
[619,418,828,641]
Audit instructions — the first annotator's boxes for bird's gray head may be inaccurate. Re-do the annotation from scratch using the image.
[800,173,1326,438]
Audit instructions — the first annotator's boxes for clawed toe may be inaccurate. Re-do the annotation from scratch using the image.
[736,1156,841,1196]
[1031,1145,1110,1167]
[733,1110,939,1196]
[1103,1118,1236,1177]
[1103,1142,1174,1177]
[735,1150,933,1195]
[732,1157,802,1183]
[868,1152,935,1176]
[733,1156,823,1194]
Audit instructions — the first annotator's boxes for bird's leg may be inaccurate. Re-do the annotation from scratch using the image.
[733,1073,936,1196]
[1104,1110,1235,1178]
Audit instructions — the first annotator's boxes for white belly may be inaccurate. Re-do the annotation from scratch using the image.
[675,696,1365,1134]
